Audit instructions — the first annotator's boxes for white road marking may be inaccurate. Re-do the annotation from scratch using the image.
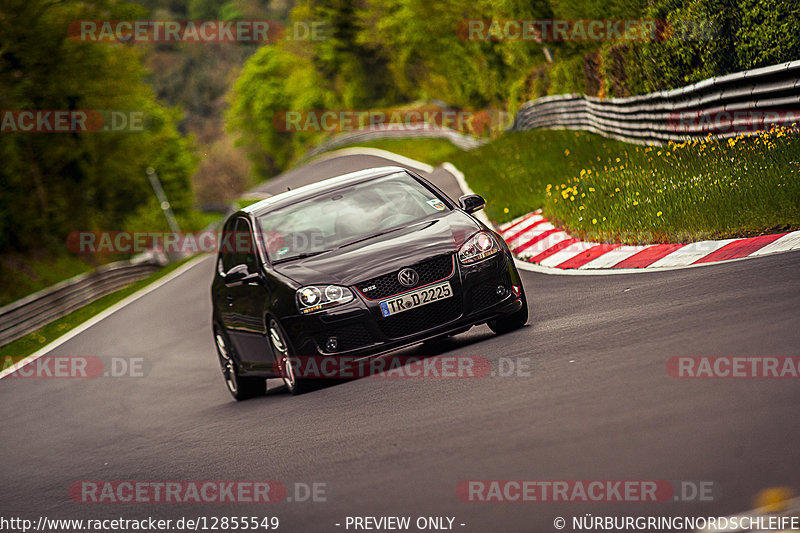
[750,230,800,256]
[499,211,541,232]
[538,241,599,267]
[0,255,210,380]
[441,162,491,225]
[517,231,571,259]
[310,147,434,173]
[508,222,554,250]
[578,245,650,269]
[501,215,545,238]
[648,239,736,268]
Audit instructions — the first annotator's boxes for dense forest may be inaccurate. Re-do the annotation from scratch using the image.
[230,0,800,176]
[1,0,798,258]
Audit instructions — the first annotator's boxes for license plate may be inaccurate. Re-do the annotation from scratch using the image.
[379,282,452,317]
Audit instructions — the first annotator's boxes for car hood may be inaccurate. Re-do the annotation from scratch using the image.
[274,210,482,286]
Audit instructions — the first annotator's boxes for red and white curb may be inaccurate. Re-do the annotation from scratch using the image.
[498,210,800,272]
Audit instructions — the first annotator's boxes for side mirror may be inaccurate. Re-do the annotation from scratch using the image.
[224,264,259,287]
[458,194,486,214]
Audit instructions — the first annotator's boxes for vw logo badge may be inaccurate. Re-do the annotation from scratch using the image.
[397,268,419,287]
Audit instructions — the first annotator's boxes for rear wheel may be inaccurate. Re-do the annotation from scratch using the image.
[488,295,529,334]
[214,328,266,401]
[268,319,316,395]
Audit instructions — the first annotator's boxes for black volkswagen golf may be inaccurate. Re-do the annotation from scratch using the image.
[211,166,527,399]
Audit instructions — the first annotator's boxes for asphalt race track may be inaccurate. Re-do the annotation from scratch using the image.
[2,154,799,532]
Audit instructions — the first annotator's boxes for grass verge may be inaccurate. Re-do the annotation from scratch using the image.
[450,127,800,243]
[0,254,99,307]
[0,256,196,365]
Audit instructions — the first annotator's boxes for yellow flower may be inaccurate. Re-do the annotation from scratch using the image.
[503,207,509,213]
[633,201,639,206]
[588,187,595,192]
[592,218,597,224]
[657,211,663,217]
[615,157,621,162]
[615,187,620,192]
[564,149,570,156]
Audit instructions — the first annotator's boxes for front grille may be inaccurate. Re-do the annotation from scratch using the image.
[314,324,374,353]
[355,254,454,300]
[378,297,462,339]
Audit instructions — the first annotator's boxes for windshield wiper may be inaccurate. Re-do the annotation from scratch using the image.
[272,249,333,264]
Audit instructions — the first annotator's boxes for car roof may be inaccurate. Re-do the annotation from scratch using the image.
[243,166,412,216]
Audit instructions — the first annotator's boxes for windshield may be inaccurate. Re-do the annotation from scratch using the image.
[257,172,449,263]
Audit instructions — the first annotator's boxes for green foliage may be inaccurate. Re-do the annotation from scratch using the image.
[542,129,800,243]
[228,45,337,176]
[227,0,800,179]
[0,0,196,255]
[449,128,800,242]
[735,0,800,69]
[448,130,616,223]
[548,54,587,95]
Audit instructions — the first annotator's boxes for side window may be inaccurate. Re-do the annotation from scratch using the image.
[219,217,238,273]
[234,218,259,273]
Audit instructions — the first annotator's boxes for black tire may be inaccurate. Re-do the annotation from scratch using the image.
[268,319,316,395]
[488,295,529,334]
[214,328,266,401]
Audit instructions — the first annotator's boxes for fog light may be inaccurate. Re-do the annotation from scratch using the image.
[496,285,508,298]
[325,337,339,352]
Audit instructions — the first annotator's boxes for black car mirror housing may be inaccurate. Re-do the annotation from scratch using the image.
[458,194,486,214]
[224,264,259,287]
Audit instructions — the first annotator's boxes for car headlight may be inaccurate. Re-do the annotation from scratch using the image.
[458,231,501,264]
[296,285,354,314]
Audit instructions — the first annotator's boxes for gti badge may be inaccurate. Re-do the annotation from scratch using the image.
[397,268,419,287]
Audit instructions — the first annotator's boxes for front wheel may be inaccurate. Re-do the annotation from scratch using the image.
[488,295,529,334]
[268,319,316,395]
[214,328,266,401]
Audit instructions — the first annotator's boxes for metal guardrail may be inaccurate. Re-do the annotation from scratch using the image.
[0,253,165,346]
[510,60,800,144]
[302,123,489,160]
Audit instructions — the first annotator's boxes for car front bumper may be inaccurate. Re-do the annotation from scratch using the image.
[280,251,525,359]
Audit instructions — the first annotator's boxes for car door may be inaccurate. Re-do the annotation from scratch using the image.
[223,217,273,371]
[217,216,241,340]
